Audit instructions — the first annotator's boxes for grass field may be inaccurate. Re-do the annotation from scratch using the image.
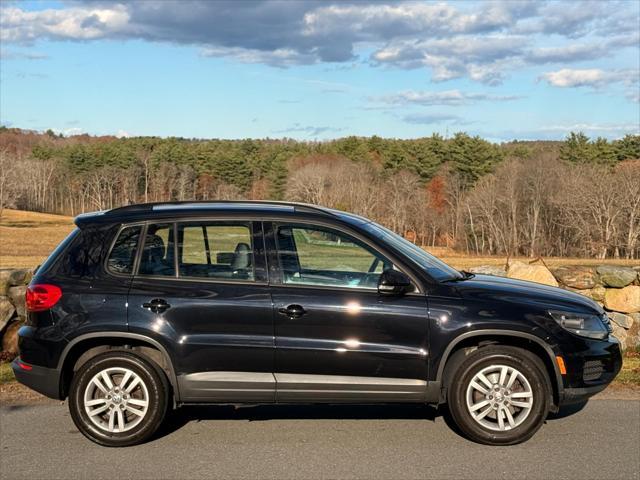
[0,209,75,268]
[2,209,639,270]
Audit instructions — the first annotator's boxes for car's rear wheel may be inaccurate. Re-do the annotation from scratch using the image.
[447,345,550,445]
[69,351,168,447]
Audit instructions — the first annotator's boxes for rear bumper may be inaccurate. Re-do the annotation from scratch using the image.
[11,357,62,400]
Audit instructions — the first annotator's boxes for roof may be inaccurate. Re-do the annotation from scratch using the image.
[74,200,369,227]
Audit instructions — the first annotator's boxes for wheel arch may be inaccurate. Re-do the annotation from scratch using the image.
[435,330,562,409]
[58,333,179,402]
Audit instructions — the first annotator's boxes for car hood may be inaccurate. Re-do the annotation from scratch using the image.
[451,274,604,314]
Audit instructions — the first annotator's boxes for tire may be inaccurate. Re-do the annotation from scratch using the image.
[447,345,550,445]
[69,351,168,447]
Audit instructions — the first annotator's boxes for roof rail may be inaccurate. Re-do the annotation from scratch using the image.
[105,200,336,217]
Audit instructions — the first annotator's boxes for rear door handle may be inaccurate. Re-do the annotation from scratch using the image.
[278,304,306,318]
[142,298,170,313]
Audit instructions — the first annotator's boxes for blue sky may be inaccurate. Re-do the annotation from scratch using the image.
[1,0,639,142]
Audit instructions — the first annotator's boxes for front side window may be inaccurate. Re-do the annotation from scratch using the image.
[275,224,392,289]
[107,225,141,275]
[138,223,176,276]
[178,222,254,280]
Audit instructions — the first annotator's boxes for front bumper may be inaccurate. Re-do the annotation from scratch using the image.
[557,335,622,406]
[11,357,62,400]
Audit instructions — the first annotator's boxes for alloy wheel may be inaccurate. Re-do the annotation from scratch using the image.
[83,367,150,433]
[465,364,534,431]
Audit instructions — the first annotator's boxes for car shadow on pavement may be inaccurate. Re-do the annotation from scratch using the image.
[154,403,441,440]
[547,400,589,420]
[152,400,591,443]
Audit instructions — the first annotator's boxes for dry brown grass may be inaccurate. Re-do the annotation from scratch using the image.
[0,209,638,270]
[0,209,75,268]
[424,247,640,270]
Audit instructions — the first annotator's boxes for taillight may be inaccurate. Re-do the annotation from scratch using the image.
[25,284,62,312]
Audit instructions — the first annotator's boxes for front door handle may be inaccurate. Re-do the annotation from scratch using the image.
[278,304,306,318]
[142,298,171,314]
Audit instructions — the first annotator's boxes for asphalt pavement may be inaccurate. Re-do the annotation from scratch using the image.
[1,398,638,480]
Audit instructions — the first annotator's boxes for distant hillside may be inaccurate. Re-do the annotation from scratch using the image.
[0,127,638,259]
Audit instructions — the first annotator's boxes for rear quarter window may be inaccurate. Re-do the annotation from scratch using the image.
[107,226,142,275]
[54,226,118,278]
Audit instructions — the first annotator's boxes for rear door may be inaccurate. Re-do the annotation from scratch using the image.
[127,219,275,403]
[266,221,429,403]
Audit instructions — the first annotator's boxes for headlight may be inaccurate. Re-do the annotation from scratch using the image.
[549,310,609,340]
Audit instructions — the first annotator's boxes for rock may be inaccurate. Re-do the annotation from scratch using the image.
[0,270,11,296]
[507,261,558,287]
[8,268,33,287]
[7,286,27,317]
[468,265,507,277]
[611,324,628,350]
[1,319,24,354]
[0,296,15,333]
[551,266,596,289]
[627,315,640,349]
[604,285,640,313]
[596,265,637,288]
[608,311,634,329]
[585,285,607,302]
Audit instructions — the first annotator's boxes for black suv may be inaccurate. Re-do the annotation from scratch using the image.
[13,201,622,446]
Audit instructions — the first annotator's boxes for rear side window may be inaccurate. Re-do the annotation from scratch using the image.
[107,226,142,275]
[55,227,114,278]
[178,222,254,280]
[138,223,176,277]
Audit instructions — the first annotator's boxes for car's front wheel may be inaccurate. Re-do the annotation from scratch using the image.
[447,345,551,445]
[69,351,168,447]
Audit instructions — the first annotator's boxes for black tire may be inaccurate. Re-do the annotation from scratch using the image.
[69,351,168,447]
[447,346,550,445]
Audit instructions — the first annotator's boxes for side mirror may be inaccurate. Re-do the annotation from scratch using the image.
[377,269,412,296]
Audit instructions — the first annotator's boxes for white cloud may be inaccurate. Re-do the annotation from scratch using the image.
[371,35,528,84]
[373,89,522,107]
[115,130,130,138]
[0,0,637,87]
[402,112,471,125]
[540,68,607,88]
[200,46,317,67]
[539,68,639,100]
[0,5,130,43]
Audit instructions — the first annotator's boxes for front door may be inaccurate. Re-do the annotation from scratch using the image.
[127,220,275,403]
[266,221,429,403]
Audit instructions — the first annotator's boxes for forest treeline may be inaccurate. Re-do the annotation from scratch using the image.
[1,127,639,259]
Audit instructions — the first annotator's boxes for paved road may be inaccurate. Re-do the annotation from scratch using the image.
[1,399,638,480]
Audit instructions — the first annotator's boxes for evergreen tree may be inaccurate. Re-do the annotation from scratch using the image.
[448,132,502,187]
[613,134,640,160]
[560,132,593,163]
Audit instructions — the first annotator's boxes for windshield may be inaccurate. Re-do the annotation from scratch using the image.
[362,222,463,282]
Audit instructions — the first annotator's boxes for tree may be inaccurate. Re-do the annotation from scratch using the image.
[448,133,503,187]
[0,148,19,217]
[560,132,593,163]
[614,134,640,161]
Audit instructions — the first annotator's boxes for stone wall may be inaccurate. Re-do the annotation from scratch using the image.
[0,268,32,358]
[470,262,640,350]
